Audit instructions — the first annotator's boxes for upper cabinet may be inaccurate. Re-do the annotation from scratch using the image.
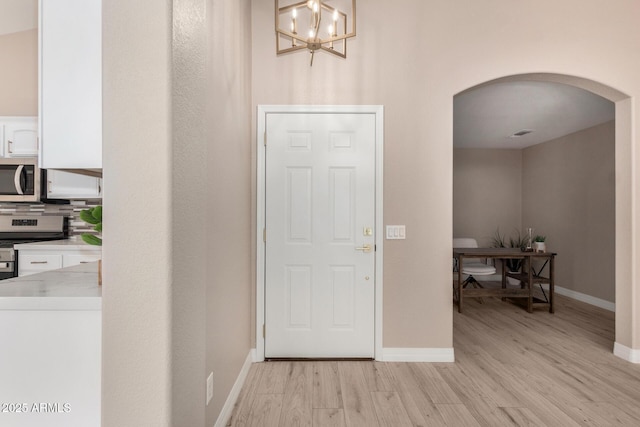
[39,0,102,169]
[0,117,38,158]
[44,169,102,199]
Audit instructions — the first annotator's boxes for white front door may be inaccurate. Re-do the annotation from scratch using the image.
[264,112,377,358]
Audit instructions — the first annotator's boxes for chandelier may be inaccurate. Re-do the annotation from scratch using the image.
[275,0,356,66]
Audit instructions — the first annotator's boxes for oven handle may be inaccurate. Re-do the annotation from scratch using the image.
[14,165,25,195]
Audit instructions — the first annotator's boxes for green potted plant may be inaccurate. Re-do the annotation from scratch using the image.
[533,235,546,252]
[491,228,527,271]
[80,206,102,246]
[491,228,528,286]
[80,205,102,285]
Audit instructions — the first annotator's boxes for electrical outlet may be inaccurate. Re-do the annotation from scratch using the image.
[206,372,213,405]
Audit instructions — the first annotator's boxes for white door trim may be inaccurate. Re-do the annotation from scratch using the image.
[256,105,384,361]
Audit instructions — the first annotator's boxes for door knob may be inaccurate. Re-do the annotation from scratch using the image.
[355,244,372,253]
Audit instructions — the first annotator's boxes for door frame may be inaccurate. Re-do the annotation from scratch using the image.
[256,105,384,361]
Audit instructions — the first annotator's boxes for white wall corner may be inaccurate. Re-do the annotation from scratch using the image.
[381,348,455,362]
[614,342,640,364]
[214,350,255,427]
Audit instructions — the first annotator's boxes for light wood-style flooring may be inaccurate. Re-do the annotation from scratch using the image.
[227,295,640,426]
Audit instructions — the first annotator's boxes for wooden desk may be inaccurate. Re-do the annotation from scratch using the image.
[453,247,556,314]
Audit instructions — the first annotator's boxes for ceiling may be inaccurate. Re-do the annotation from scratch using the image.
[0,0,37,36]
[453,81,615,149]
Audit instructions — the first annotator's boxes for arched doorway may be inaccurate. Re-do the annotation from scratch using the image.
[453,72,635,361]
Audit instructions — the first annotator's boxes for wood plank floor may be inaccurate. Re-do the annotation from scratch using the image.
[226,295,640,426]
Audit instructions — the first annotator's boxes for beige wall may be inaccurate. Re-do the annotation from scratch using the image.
[523,121,615,302]
[102,0,252,425]
[101,0,640,425]
[251,0,640,352]
[454,122,616,303]
[0,29,37,115]
[206,0,253,423]
[453,149,522,247]
[102,0,208,425]
[251,0,454,349]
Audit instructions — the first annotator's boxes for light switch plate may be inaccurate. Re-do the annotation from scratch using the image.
[386,225,406,240]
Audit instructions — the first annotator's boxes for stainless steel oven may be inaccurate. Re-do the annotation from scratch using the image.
[0,158,40,202]
[0,216,67,280]
[0,247,16,280]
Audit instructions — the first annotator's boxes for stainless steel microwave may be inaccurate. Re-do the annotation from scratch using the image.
[0,158,40,202]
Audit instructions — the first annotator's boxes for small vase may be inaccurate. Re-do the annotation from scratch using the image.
[533,242,546,252]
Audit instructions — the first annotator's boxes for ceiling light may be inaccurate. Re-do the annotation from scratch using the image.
[275,0,357,66]
[510,129,534,137]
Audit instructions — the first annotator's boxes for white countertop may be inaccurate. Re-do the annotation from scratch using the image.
[0,262,101,310]
[14,237,102,251]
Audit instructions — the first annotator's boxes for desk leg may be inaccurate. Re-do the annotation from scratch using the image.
[500,258,507,301]
[457,257,463,313]
[527,257,533,313]
[501,259,506,301]
[549,255,555,313]
[456,256,463,313]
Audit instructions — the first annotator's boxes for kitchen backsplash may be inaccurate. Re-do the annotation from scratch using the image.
[0,201,101,238]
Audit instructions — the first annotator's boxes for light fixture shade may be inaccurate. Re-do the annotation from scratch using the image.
[275,0,356,65]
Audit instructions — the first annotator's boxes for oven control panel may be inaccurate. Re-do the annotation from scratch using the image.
[11,219,38,227]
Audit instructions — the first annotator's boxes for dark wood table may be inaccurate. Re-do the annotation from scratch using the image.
[453,247,556,314]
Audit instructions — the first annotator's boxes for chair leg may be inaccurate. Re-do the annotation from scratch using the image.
[462,275,484,303]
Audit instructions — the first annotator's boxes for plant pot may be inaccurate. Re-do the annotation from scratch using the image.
[507,273,521,287]
[533,242,546,252]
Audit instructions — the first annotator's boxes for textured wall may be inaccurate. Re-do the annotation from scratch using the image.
[102,0,251,425]
[102,0,174,425]
[172,0,208,425]
[206,0,253,424]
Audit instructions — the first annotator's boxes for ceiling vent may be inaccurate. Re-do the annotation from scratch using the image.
[510,129,534,137]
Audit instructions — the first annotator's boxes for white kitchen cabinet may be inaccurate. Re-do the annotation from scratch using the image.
[39,0,102,169]
[0,264,101,427]
[17,241,102,277]
[0,116,38,158]
[19,253,63,276]
[63,253,102,268]
[45,169,102,199]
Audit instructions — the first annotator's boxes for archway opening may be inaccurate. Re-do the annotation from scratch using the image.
[452,73,631,358]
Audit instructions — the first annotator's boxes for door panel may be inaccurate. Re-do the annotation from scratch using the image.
[265,112,376,358]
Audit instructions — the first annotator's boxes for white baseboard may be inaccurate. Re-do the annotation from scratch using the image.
[214,349,256,427]
[614,342,640,363]
[381,347,455,362]
[470,278,616,312]
[536,284,615,312]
